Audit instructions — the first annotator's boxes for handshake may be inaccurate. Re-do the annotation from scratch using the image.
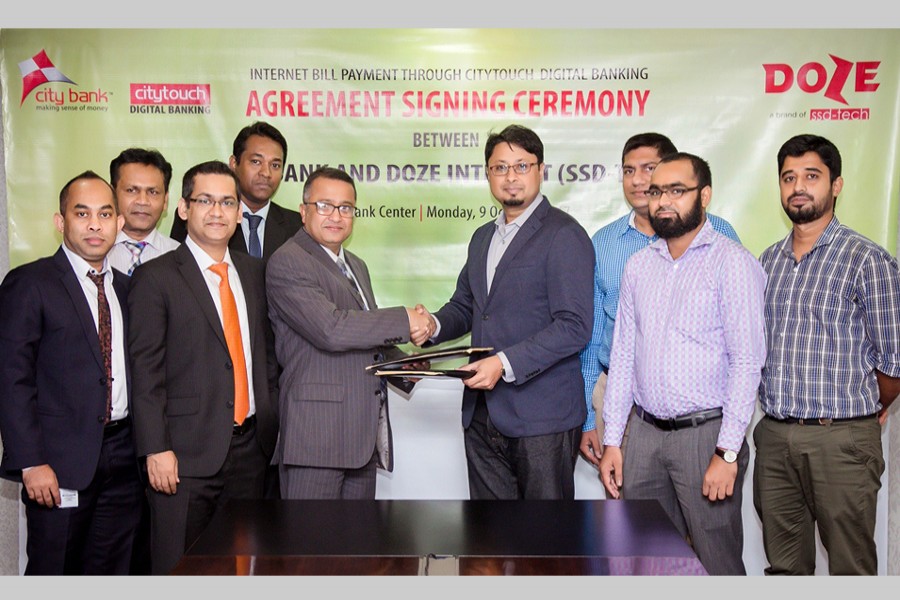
[405,304,436,347]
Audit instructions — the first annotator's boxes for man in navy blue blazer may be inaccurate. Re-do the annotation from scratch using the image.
[0,171,143,574]
[420,125,595,499]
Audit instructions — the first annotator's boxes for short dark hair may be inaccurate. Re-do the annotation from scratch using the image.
[181,160,241,201]
[232,121,288,164]
[777,134,842,183]
[59,170,115,214]
[657,152,712,191]
[109,147,173,192]
[302,167,357,202]
[622,132,677,162]
[484,124,544,165]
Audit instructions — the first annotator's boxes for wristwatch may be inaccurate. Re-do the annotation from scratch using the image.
[715,447,738,464]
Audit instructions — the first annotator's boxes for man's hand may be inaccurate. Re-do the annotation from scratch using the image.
[702,453,738,501]
[598,446,623,499]
[22,464,60,507]
[579,429,602,467]
[146,450,179,495]
[406,305,435,346]
[460,355,504,390]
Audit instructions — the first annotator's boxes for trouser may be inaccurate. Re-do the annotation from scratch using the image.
[753,414,883,575]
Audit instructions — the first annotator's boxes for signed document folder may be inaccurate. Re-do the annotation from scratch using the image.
[366,346,493,372]
[368,346,493,393]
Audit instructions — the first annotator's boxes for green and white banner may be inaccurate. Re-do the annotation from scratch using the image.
[3,29,899,317]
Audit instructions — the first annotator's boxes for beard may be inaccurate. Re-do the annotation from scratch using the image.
[650,196,704,239]
[501,198,525,207]
[783,193,832,224]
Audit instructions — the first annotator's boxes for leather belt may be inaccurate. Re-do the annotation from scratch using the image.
[233,414,256,436]
[103,416,131,436]
[635,405,723,431]
[765,413,877,426]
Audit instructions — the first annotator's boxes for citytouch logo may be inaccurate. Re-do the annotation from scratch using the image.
[763,54,879,122]
[130,83,212,115]
[18,49,110,113]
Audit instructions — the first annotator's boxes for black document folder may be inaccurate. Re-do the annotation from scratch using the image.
[365,346,493,372]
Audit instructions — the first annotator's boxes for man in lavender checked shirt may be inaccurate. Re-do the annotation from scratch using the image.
[598,152,766,575]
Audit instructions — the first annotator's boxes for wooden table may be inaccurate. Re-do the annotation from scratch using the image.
[172,499,707,575]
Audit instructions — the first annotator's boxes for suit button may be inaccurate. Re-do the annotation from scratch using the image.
[225,361,233,370]
[375,390,384,399]
[374,354,380,360]
[97,415,105,423]
[482,315,489,320]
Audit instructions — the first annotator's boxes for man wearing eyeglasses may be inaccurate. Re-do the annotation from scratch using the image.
[597,152,766,575]
[579,133,741,475]
[417,124,595,500]
[128,160,279,574]
[170,121,302,261]
[266,167,433,499]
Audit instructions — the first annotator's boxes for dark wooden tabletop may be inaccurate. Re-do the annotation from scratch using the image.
[172,499,707,576]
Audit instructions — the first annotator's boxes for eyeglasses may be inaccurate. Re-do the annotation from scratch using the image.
[645,186,700,200]
[487,162,539,177]
[303,201,355,218]
[187,196,239,210]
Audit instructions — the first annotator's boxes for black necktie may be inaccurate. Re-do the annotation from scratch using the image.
[87,271,112,423]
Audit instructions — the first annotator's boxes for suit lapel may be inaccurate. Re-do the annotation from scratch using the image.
[345,252,374,310]
[174,246,229,351]
[53,249,105,372]
[231,253,259,346]
[485,198,549,305]
[263,203,285,258]
[296,229,367,310]
[471,223,493,305]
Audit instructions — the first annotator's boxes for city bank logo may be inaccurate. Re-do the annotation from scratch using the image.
[130,84,212,114]
[763,54,879,122]
[19,49,76,105]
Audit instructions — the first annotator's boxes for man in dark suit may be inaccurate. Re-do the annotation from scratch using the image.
[419,124,595,500]
[170,121,302,260]
[266,167,433,499]
[0,171,144,574]
[129,160,279,574]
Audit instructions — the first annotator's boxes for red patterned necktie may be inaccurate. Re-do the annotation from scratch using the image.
[87,271,112,423]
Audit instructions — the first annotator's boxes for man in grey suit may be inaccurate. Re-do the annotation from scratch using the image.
[129,160,279,574]
[419,124,595,499]
[266,167,433,499]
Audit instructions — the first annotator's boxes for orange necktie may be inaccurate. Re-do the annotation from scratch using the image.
[209,262,249,425]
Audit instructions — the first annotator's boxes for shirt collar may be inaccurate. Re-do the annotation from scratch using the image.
[650,217,716,258]
[493,194,544,234]
[115,228,163,249]
[777,216,841,259]
[61,243,110,277]
[241,200,271,220]
[185,234,235,272]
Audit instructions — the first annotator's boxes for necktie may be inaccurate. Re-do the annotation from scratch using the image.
[336,257,366,308]
[124,240,148,276]
[243,213,263,259]
[87,271,112,423]
[209,263,250,425]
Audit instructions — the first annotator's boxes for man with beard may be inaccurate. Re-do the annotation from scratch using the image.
[417,124,594,500]
[598,152,766,575]
[578,133,740,470]
[754,134,900,575]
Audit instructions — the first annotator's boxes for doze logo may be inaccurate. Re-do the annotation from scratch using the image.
[763,54,879,105]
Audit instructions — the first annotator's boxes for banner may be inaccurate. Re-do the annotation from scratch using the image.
[3,29,899,319]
